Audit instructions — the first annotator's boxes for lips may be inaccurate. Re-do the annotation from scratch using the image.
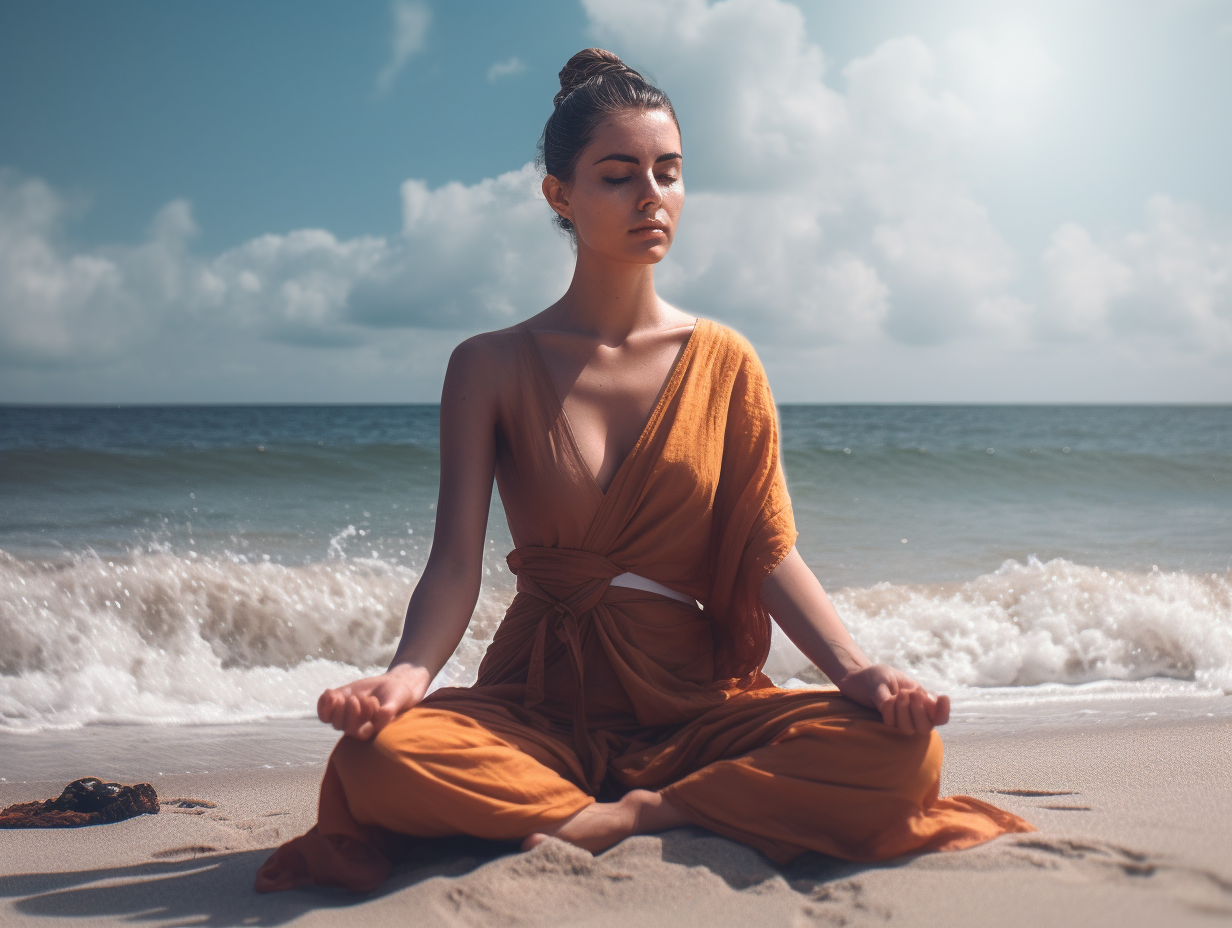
[630,221,668,234]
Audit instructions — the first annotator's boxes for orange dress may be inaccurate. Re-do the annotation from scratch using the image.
[256,319,1032,892]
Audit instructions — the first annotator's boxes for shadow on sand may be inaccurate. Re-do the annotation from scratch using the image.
[656,826,887,891]
[1,830,887,925]
[0,836,513,926]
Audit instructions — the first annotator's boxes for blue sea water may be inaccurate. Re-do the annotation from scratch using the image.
[1,404,1229,734]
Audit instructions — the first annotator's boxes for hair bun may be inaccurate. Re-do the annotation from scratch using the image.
[555,48,638,107]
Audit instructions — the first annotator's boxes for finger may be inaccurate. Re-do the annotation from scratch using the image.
[362,695,381,730]
[895,691,913,734]
[317,689,336,724]
[874,682,896,727]
[329,694,350,731]
[354,697,389,740]
[351,695,378,737]
[348,696,373,739]
[371,702,398,734]
[932,693,951,726]
[343,695,365,736]
[909,689,931,734]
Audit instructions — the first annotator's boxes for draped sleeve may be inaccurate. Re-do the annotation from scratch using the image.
[703,328,798,686]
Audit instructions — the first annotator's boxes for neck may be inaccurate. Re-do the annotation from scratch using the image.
[547,242,665,342]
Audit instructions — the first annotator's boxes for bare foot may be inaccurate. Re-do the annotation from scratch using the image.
[521,790,687,854]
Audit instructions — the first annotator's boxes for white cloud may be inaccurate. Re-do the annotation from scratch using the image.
[0,171,192,365]
[376,0,431,93]
[486,56,526,83]
[202,163,570,341]
[0,164,570,371]
[347,163,572,330]
[198,227,387,347]
[585,0,1021,344]
[1041,197,1232,351]
[584,0,1228,363]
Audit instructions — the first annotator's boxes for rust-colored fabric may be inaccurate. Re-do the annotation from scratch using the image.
[255,320,1032,893]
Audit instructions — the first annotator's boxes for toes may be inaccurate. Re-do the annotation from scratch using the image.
[521,833,549,852]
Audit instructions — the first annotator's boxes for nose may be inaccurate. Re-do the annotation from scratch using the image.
[637,173,663,214]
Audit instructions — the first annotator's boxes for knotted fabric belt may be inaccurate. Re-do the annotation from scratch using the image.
[505,546,691,792]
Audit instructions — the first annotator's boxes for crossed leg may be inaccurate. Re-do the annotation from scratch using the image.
[658,706,1030,864]
[256,705,598,892]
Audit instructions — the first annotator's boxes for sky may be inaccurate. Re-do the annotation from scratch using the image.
[1,0,1230,403]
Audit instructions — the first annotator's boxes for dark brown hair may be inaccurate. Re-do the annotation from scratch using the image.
[538,48,678,234]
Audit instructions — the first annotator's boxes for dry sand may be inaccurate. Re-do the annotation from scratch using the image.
[2,716,1230,927]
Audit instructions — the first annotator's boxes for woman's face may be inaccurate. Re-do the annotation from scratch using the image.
[543,107,684,265]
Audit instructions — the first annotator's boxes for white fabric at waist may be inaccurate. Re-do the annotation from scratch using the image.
[608,572,695,606]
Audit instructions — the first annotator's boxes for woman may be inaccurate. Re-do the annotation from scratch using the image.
[256,49,1031,894]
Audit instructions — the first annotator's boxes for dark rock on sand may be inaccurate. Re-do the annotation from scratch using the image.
[0,777,159,827]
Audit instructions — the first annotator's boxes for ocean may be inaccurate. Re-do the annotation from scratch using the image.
[2,404,1230,761]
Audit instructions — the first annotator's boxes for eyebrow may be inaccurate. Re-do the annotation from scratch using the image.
[593,152,683,165]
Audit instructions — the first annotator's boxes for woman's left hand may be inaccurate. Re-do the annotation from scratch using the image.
[835,665,950,735]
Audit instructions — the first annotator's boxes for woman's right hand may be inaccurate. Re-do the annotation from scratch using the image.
[316,663,432,741]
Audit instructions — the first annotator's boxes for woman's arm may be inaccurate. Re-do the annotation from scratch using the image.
[317,335,502,740]
[760,548,950,734]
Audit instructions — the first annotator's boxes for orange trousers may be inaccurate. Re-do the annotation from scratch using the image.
[256,692,1029,892]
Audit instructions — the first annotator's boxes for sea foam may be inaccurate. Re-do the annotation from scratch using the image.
[1,548,1228,731]
[0,547,506,731]
[769,556,1232,693]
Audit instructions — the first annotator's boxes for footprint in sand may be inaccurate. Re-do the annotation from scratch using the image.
[799,879,890,923]
[149,798,286,857]
[1012,837,1153,873]
[160,798,218,816]
[1008,836,1232,914]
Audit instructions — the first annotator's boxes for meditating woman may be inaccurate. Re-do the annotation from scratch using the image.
[256,48,1031,893]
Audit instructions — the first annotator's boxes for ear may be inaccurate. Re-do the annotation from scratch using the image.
[541,175,572,224]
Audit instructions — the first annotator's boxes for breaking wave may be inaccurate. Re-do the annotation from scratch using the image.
[769,556,1232,693]
[2,548,1229,731]
[0,545,512,732]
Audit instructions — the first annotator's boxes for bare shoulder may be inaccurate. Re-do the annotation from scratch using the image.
[442,326,524,404]
[448,327,521,370]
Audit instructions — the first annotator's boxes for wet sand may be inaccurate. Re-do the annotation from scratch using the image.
[2,715,1230,927]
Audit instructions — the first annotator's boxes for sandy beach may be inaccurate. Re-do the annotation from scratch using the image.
[3,711,1229,927]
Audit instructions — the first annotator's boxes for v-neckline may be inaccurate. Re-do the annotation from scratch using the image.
[519,319,703,498]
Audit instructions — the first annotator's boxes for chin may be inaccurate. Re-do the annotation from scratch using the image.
[624,243,671,264]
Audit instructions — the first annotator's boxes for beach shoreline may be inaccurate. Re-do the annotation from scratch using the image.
[3,709,1229,927]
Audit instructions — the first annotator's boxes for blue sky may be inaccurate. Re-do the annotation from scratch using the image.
[2,0,1231,402]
